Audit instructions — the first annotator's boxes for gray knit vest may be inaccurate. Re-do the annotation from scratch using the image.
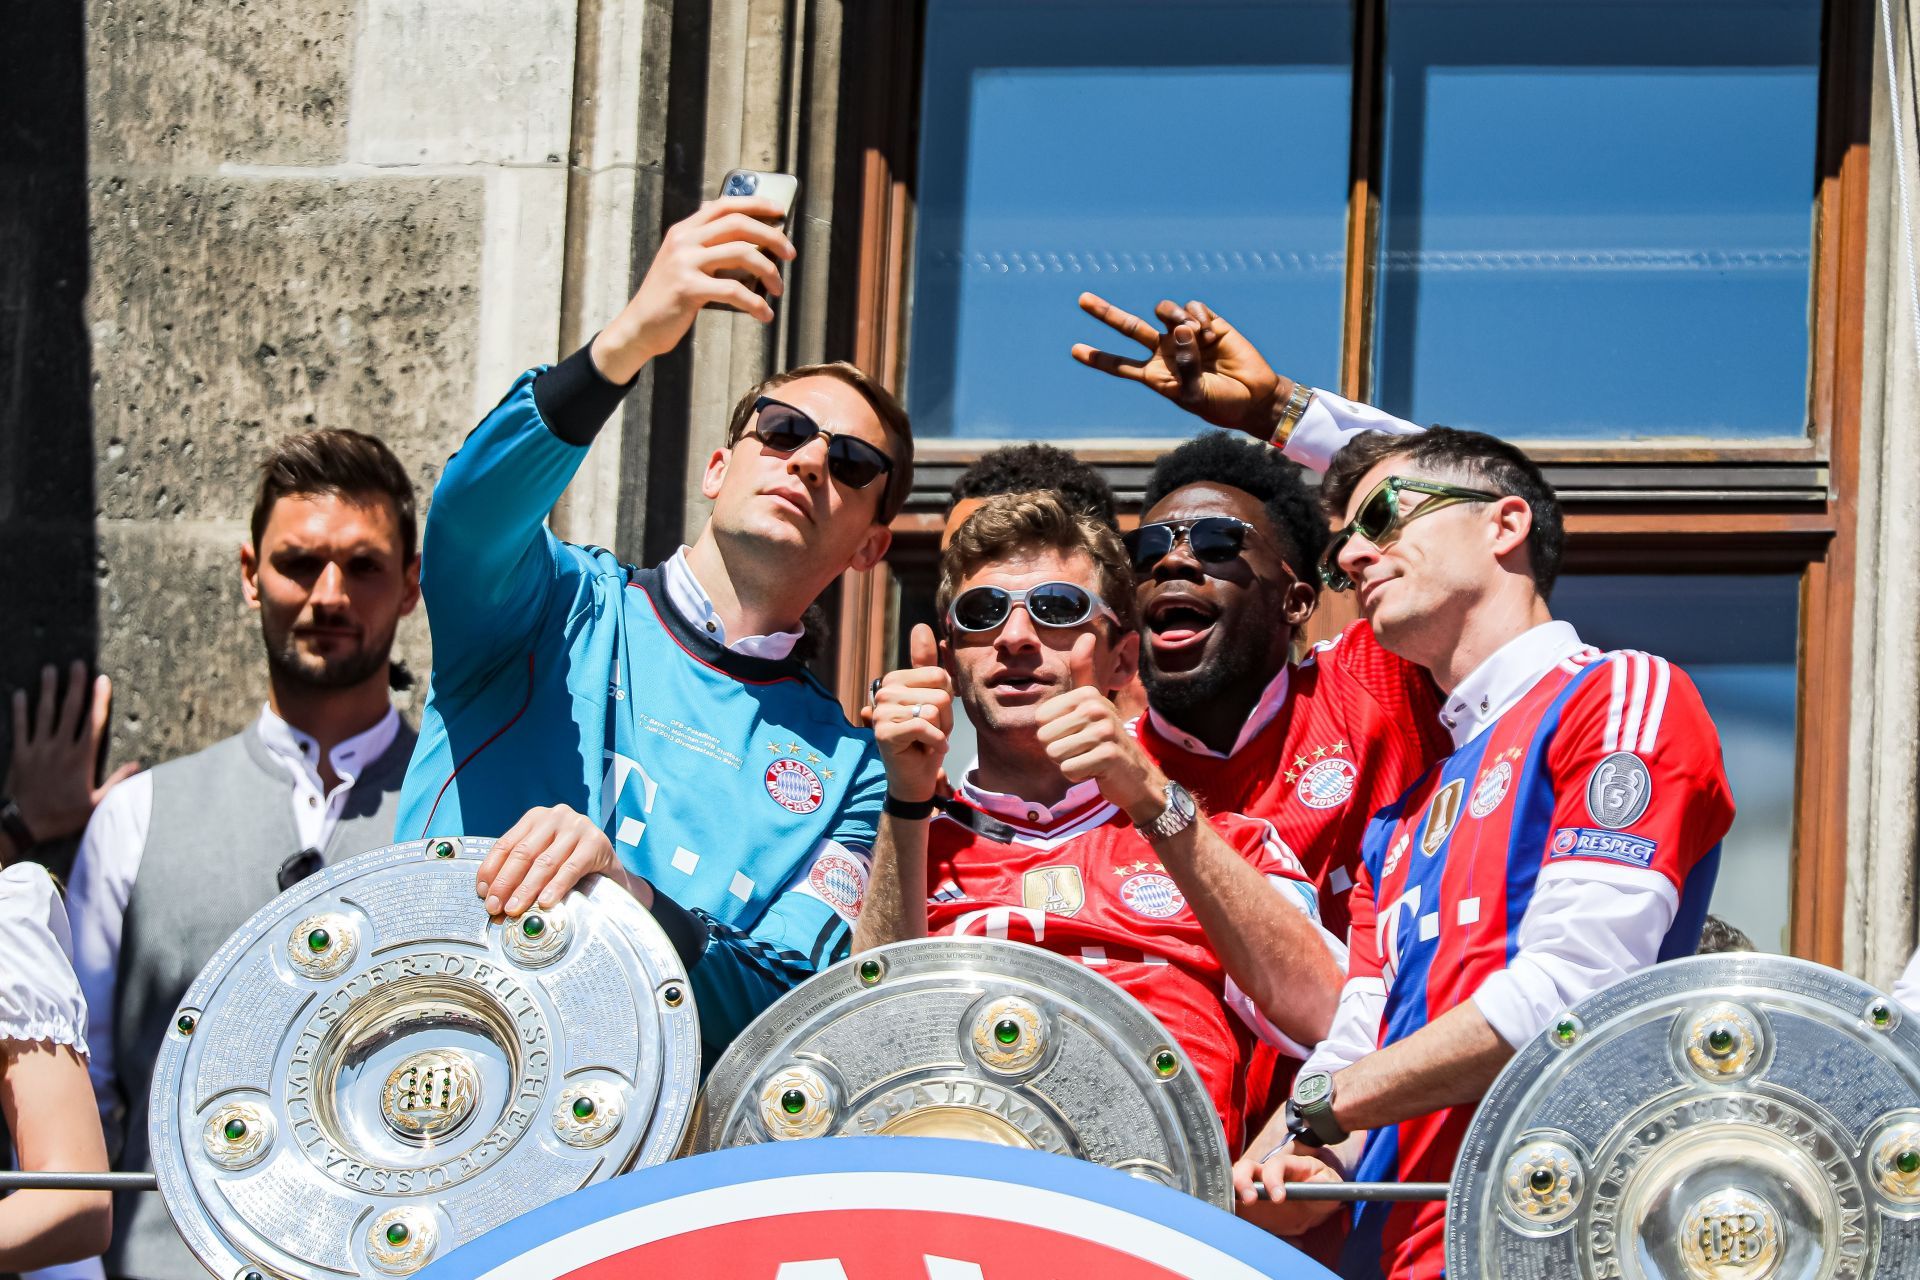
[107,719,415,1280]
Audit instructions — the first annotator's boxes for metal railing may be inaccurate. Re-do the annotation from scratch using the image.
[0,1170,1450,1201]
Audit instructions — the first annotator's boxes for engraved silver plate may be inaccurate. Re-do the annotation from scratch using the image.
[691,937,1232,1208]
[149,836,700,1280]
[1448,953,1920,1279]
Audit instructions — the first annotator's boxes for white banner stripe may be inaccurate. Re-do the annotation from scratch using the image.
[468,1171,1281,1280]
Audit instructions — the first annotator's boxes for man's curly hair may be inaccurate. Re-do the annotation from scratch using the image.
[948,443,1117,530]
[1141,432,1326,585]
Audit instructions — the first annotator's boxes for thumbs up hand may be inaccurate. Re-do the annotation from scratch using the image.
[1034,633,1168,823]
[872,622,953,804]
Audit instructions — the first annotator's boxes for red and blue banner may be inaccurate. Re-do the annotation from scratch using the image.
[418,1138,1336,1279]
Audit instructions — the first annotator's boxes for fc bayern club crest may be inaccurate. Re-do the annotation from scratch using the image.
[1295,758,1357,810]
[808,849,867,916]
[415,1138,1337,1280]
[1469,760,1513,819]
[766,757,825,814]
[1119,872,1186,920]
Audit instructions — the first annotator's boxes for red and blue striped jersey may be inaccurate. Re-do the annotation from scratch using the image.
[1342,648,1735,1280]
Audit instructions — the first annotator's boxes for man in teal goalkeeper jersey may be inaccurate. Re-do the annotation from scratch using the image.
[397,196,914,1060]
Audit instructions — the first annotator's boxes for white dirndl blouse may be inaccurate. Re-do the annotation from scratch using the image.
[0,862,89,1055]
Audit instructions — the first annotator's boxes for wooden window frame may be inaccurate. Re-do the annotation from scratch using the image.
[829,0,1873,966]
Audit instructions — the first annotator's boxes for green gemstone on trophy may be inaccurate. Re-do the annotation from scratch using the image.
[1554,1019,1578,1044]
[1529,1167,1555,1193]
[1154,1049,1177,1076]
[385,1222,410,1246]
[1872,1001,1894,1027]
[1899,1149,1920,1176]
[781,1088,807,1115]
[523,914,545,938]
[176,1013,195,1035]
[994,1018,1021,1046]
[431,839,455,858]
[223,1117,247,1141]
[1707,1027,1735,1055]
[859,959,882,984]
[572,1095,595,1120]
[307,928,330,952]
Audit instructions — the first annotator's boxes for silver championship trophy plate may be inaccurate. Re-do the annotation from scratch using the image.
[691,936,1233,1209]
[1448,953,1920,1279]
[148,837,700,1279]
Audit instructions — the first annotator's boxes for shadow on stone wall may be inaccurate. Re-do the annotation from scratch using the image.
[0,0,97,804]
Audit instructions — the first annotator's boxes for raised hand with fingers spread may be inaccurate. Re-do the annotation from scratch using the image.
[3,662,139,858]
[1069,291,1292,439]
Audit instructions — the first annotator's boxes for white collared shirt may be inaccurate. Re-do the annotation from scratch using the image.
[67,703,400,1146]
[1435,620,1589,749]
[660,546,803,661]
[955,769,1108,828]
[1145,666,1293,760]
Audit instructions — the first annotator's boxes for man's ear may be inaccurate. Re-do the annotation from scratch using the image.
[700,447,731,502]
[1489,495,1534,560]
[1284,574,1318,627]
[400,555,422,617]
[239,540,262,611]
[1105,629,1141,696]
[847,523,892,573]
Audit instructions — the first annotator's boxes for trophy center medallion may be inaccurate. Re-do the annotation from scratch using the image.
[1679,1188,1782,1280]
[875,1104,1039,1147]
[381,1049,481,1142]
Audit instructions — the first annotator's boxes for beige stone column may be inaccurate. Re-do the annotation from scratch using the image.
[1847,0,1920,986]
[85,0,587,761]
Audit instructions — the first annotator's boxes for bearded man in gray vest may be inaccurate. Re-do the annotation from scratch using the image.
[66,429,421,1279]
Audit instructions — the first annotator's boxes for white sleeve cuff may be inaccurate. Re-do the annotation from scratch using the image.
[1281,389,1425,473]
[1299,977,1387,1078]
[1472,866,1680,1048]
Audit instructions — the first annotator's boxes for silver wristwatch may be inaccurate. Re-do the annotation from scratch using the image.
[1135,780,1197,841]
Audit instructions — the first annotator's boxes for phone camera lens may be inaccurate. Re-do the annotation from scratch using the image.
[726,172,758,196]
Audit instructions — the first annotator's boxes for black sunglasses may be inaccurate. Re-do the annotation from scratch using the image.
[749,396,895,507]
[948,581,1121,634]
[1123,517,1256,573]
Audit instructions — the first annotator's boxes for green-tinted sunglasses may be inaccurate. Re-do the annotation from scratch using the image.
[1320,475,1503,591]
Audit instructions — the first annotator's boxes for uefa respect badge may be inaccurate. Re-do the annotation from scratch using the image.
[414,1138,1337,1280]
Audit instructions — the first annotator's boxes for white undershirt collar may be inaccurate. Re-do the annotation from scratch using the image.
[1438,619,1588,748]
[661,546,802,661]
[957,763,1108,828]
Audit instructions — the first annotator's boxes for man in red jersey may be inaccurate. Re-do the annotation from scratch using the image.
[852,491,1346,1155]
[1078,297,1735,1280]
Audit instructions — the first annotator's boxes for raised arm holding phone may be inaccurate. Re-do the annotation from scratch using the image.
[397,188,920,1062]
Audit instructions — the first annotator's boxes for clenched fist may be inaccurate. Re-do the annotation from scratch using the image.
[872,623,953,804]
[1033,633,1166,822]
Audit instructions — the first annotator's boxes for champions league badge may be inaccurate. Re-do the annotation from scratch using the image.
[1295,757,1357,810]
[1119,871,1186,920]
[414,1138,1337,1280]
[766,757,826,813]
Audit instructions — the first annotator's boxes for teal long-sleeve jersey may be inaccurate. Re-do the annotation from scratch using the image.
[396,348,885,1062]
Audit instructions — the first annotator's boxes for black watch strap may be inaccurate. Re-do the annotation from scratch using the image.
[0,797,35,852]
[884,793,937,821]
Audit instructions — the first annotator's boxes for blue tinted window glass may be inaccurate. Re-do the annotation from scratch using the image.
[1550,575,1798,952]
[1375,0,1823,441]
[909,0,1351,439]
